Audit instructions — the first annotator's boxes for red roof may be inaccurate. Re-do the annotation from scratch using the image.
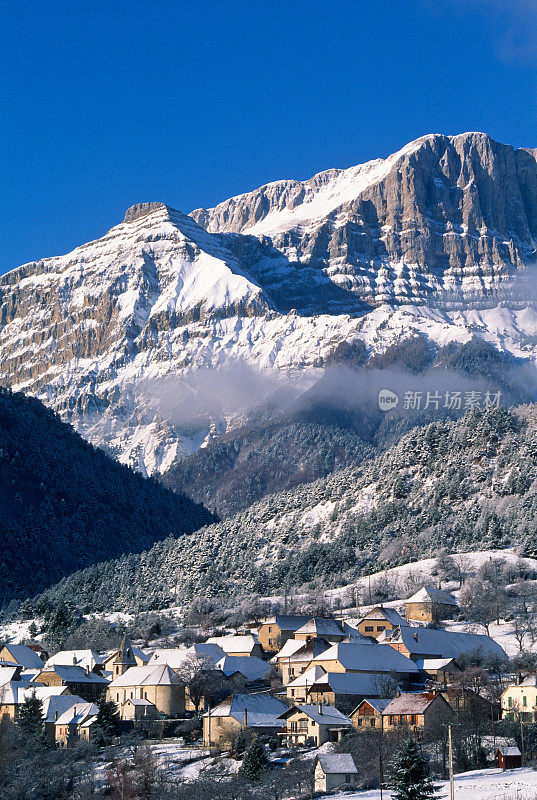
[383,692,443,715]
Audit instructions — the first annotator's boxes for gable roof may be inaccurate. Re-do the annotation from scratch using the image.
[206,635,259,655]
[363,607,408,626]
[383,691,451,715]
[295,619,346,638]
[406,587,458,606]
[3,645,44,669]
[275,637,332,663]
[414,658,460,671]
[310,671,393,696]
[207,693,287,728]
[280,703,352,726]
[55,701,98,726]
[216,655,271,682]
[317,753,358,775]
[45,650,104,670]
[353,698,392,714]
[312,641,419,673]
[150,643,224,668]
[263,615,311,632]
[41,693,87,723]
[40,665,109,684]
[287,665,327,688]
[496,745,521,756]
[108,663,182,688]
[389,627,506,660]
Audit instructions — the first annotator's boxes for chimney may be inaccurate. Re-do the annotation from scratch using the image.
[54,711,58,721]
[414,633,418,641]
[318,704,322,715]
[73,656,77,665]
[86,666,90,676]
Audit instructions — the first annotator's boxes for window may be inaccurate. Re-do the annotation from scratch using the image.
[389,716,394,725]
[356,718,362,726]
[523,696,528,707]
[365,626,374,632]
[410,715,417,725]
[345,775,350,783]
[290,689,295,697]
[508,697,512,707]
[370,719,375,727]
[268,626,272,632]
[377,626,385,631]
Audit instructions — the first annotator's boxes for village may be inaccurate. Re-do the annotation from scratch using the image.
[3,569,537,798]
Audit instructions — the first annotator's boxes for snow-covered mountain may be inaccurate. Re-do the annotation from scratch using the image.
[3,133,537,474]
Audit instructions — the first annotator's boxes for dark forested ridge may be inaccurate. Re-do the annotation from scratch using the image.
[25,403,537,616]
[0,388,214,602]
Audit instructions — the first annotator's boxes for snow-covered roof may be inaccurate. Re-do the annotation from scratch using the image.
[282,703,352,726]
[265,615,310,631]
[295,619,345,638]
[104,644,149,665]
[207,693,287,728]
[0,666,21,685]
[287,665,326,688]
[317,753,358,775]
[312,641,419,673]
[520,673,537,686]
[363,607,408,626]
[406,587,458,606]
[310,671,391,696]
[354,698,392,714]
[383,692,448,715]
[414,658,459,671]
[45,649,104,670]
[40,665,109,684]
[127,698,156,707]
[389,627,506,659]
[206,635,259,655]
[497,745,521,756]
[3,645,45,669]
[42,694,87,723]
[150,643,224,668]
[55,701,99,727]
[275,638,332,662]
[216,655,271,682]
[108,664,182,688]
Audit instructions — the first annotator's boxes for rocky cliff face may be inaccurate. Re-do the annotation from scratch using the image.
[3,132,537,474]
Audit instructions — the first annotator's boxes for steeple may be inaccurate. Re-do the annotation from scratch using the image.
[112,633,137,678]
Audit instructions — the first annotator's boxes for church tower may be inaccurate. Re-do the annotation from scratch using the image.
[112,633,137,678]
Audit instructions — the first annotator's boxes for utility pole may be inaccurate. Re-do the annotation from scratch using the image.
[379,714,384,800]
[448,723,454,800]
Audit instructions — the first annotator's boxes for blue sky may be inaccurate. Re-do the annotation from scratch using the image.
[2,0,537,273]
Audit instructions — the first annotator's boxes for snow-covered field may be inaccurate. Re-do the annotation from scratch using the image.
[337,768,537,800]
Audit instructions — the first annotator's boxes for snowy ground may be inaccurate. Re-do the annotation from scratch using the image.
[334,768,537,800]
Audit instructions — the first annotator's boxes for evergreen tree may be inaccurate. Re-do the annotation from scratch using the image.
[94,697,121,745]
[18,691,47,746]
[240,736,268,781]
[235,729,246,755]
[388,738,437,800]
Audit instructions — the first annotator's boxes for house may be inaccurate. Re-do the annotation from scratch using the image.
[294,618,348,643]
[274,637,332,683]
[107,664,185,718]
[44,649,104,673]
[215,655,272,686]
[54,702,99,744]
[414,658,462,686]
[404,587,458,623]
[307,671,394,714]
[103,635,149,677]
[122,698,159,722]
[355,606,408,638]
[278,703,352,746]
[502,674,537,722]
[309,641,419,686]
[496,745,522,770]
[41,693,88,742]
[34,665,109,702]
[286,665,327,703]
[0,644,45,669]
[382,691,454,735]
[0,680,72,722]
[384,626,506,662]
[257,615,310,652]
[207,635,264,659]
[203,693,287,747]
[314,753,359,793]
[351,698,392,730]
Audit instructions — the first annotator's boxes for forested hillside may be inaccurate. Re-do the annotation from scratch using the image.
[24,403,537,616]
[0,388,214,602]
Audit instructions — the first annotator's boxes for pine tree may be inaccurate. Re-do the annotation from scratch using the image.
[240,736,268,781]
[235,729,246,755]
[18,691,47,746]
[388,738,437,800]
[94,697,121,745]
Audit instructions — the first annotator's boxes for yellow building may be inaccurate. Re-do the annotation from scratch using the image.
[278,703,352,747]
[107,664,185,718]
[502,675,537,722]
